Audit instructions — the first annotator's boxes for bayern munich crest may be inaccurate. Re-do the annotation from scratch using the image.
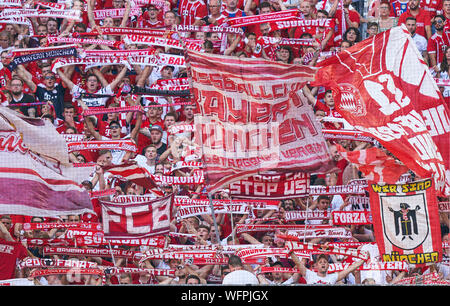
[337,83,367,117]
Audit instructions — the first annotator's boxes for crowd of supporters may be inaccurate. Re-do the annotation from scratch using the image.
[0,0,449,285]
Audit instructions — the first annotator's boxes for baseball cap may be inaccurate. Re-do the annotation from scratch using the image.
[150,125,163,133]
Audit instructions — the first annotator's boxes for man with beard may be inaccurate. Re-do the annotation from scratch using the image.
[149,125,167,156]
[398,0,432,40]
[405,17,428,62]
[428,15,446,69]
[7,77,36,117]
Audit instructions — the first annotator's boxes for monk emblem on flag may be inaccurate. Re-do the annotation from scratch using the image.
[381,195,428,250]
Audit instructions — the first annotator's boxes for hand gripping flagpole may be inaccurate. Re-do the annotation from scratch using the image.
[173,25,222,246]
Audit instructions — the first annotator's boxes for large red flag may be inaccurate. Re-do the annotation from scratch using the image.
[335,144,410,184]
[0,107,93,217]
[187,50,334,193]
[313,25,450,196]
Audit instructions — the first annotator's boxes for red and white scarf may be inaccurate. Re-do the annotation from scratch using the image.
[0,8,81,21]
[82,48,156,58]
[331,211,372,225]
[151,171,204,185]
[284,210,330,222]
[19,257,98,269]
[33,1,66,10]
[75,235,166,248]
[104,266,175,277]
[47,36,121,48]
[124,34,203,51]
[0,0,21,6]
[67,140,138,153]
[284,227,353,239]
[309,184,366,195]
[43,246,137,259]
[81,105,144,117]
[22,222,102,231]
[283,240,370,261]
[93,7,141,20]
[30,268,105,279]
[325,261,409,273]
[235,224,330,235]
[227,9,299,27]
[172,24,244,35]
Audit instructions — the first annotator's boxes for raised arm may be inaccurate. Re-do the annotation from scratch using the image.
[336,259,365,282]
[120,0,132,28]
[15,65,37,92]
[109,65,129,91]
[56,66,76,91]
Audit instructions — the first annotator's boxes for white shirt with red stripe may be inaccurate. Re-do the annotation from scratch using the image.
[178,0,208,25]
[428,32,446,65]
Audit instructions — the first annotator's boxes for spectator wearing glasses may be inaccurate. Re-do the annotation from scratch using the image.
[16,65,66,119]
[428,15,446,71]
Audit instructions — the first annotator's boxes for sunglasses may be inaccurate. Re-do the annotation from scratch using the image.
[110,125,121,129]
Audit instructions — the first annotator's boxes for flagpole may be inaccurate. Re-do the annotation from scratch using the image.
[303,197,310,243]
[175,25,222,246]
[107,241,121,284]
[208,193,222,245]
[229,195,236,244]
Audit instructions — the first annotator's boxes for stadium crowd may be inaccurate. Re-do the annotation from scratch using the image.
[0,0,449,286]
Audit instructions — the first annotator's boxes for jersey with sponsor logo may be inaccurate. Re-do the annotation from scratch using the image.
[178,0,208,25]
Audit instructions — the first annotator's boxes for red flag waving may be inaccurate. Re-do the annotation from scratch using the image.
[335,144,410,184]
[187,50,334,193]
[313,25,450,196]
[103,162,157,191]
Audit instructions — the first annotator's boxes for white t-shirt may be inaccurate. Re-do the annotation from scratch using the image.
[222,270,259,285]
[330,194,346,211]
[304,269,339,284]
[71,84,114,107]
[133,154,156,174]
[412,33,428,55]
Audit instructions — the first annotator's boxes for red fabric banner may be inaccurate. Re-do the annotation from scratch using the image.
[187,50,333,193]
[313,25,450,197]
[335,143,410,184]
[368,178,443,265]
[100,194,172,239]
[229,172,310,199]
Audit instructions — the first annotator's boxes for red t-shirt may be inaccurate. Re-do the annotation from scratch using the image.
[136,118,165,155]
[0,67,11,89]
[398,8,432,38]
[427,32,446,65]
[56,121,84,134]
[421,0,443,18]
[0,239,28,280]
[178,0,208,25]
